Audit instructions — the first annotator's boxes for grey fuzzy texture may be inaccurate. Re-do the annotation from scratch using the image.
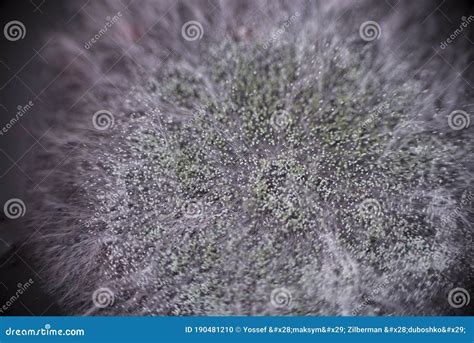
[25,0,473,315]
